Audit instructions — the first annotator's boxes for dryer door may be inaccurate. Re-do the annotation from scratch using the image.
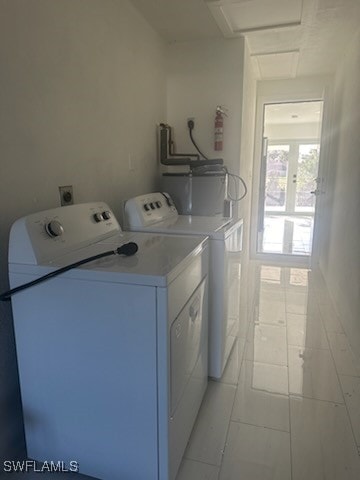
[170,278,206,416]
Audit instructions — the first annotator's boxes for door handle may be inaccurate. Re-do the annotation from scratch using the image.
[310,189,320,196]
[189,299,200,322]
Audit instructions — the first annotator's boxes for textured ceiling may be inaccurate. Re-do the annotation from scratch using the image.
[131,0,360,79]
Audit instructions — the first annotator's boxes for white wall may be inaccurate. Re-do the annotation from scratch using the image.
[265,122,321,141]
[166,37,245,189]
[238,40,257,253]
[0,0,166,462]
[318,27,360,358]
[257,76,331,103]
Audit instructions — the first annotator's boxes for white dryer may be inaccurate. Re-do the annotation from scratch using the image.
[124,192,243,379]
[7,202,209,480]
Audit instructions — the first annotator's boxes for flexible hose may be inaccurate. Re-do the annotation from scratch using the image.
[187,123,248,202]
[227,171,248,201]
[189,127,210,160]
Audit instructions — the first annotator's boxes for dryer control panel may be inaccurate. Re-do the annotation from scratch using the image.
[9,203,121,265]
[125,192,178,228]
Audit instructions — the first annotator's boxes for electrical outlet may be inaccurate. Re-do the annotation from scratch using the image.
[187,117,195,129]
[59,185,74,206]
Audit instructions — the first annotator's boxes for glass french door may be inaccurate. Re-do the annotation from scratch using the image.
[264,141,320,215]
[295,144,320,212]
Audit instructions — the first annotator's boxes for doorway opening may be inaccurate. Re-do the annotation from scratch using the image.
[257,101,323,257]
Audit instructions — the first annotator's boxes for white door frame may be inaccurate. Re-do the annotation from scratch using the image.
[250,87,329,265]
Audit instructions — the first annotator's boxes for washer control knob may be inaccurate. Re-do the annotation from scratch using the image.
[93,213,104,223]
[45,220,64,238]
[102,211,112,220]
[144,204,150,212]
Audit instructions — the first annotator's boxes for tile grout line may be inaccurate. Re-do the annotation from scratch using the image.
[216,280,257,478]
[314,270,360,457]
[285,281,294,480]
[230,419,290,434]
[288,393,345,406]
[182,456,221,470]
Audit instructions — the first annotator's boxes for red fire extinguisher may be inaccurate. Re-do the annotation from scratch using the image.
[214,106,226,151]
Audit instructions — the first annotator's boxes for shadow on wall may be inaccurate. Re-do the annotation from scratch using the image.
[0,302,26,464]
[316,84,344,270]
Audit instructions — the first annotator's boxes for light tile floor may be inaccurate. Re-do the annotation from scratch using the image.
[176,262,360,480]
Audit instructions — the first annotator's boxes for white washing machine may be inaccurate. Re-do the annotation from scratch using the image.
[124,192,243,379]
[7,202,209,480]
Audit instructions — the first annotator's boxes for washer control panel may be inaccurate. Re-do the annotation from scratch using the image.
[9,203,120,265]
[93,211,112,223]
[125,192,178,228]
[45,220,64,238]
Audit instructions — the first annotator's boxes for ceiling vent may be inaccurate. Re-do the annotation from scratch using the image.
[251,50,300,79]
[206,0,303,37]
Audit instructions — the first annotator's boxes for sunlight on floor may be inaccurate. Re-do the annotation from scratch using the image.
[262,215,314,255]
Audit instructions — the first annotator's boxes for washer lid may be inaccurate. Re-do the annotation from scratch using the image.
[9,232,208,288]
[127,215,236,239]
